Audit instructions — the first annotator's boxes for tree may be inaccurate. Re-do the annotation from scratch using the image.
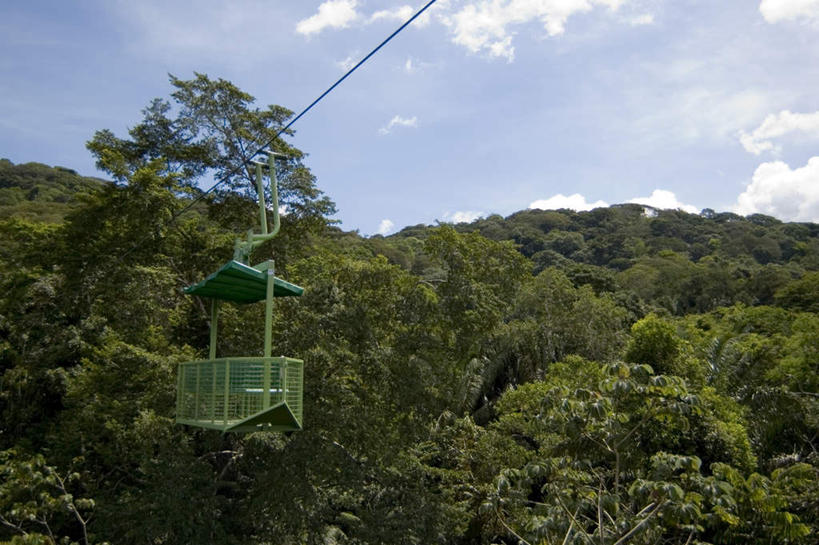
[775,272,819,313]
[0,450,96,545]
[86,73,335,227]
[424,225,529,361]
[478,362,809,545]
[625,314,682,375]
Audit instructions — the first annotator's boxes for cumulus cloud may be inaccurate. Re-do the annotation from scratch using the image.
[443,0,628,61]
[377,218,395,235]
[628,189,699,213]
[370,5,415,23]
[443,210,485,223]
[298,1,638,61]
[735,157,819,222]
[529,193,609,211]
[368,4,433,27]
[739,110,819,155]
[298,1,431,38]
[378,115,418,135]
[296,0,359,35]
[529,190,698,214]
[759,0,819,23]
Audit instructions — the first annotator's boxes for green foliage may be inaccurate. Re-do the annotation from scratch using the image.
[86,73,335,226]
[0,160,104,223]
[625,314,681,374]
[681,305,819,466]
[511,269,627,363]
[2,76,818,544]
[0,449,97,545]
[449,362,809,545]
[776,271,819,312]
[707,462,814,544]
[424,225,529,360]
[767,313,819,392]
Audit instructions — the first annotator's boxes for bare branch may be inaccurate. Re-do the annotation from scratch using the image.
[560,514,576,545]
[495,508,534,545]
[612,501,665,545]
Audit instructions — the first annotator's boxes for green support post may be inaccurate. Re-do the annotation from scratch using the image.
[209,300,219,422]
[263,260,275,408]
[264,260,275,359]
[209,299,219,361]
[266,152,281,238]
[256,163,268,235]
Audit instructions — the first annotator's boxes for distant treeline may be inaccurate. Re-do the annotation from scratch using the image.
[0,159,105,222]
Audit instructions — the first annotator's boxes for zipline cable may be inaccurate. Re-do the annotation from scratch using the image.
[119,0,438,261]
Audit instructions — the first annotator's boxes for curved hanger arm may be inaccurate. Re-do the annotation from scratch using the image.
[233,151,285,264]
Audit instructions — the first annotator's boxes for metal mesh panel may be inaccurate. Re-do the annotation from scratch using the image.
[176,357,304,431]
[198,361,216,422]
[178,363,199,420]
[210,360,225,423]
[233,359,264,419]
[285,359,303,424]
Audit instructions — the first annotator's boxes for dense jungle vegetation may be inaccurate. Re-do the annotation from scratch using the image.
[1,75,817,545]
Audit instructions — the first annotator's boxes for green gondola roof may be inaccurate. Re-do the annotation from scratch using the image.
[184,260,303,303]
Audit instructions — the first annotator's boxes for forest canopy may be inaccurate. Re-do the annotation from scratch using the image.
[1,75,817,545]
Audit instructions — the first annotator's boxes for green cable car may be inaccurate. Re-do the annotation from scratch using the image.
[176,152,304,433]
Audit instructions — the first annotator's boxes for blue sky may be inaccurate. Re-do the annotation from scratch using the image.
[2,1,819,234]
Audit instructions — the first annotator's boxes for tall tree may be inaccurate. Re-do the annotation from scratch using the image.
[86,73,335,225]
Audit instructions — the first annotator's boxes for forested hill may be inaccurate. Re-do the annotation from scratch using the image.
[1,75,817,545]
[0,159,106,222]
[368,204,819,316]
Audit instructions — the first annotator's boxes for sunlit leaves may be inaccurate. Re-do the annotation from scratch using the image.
[0,450,95,545]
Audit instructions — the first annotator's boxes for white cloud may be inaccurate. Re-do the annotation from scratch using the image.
[336,54,357,71]
[443,0,628,61]
[443,210,485,223]
[403,56,437,74]
[296,0,359,35]
[377,218,395,235]
[368,4,433,27]
[299,1,431,38]
[529,190,698,214]
[628,13,654,25]
[734,157,819,221]
[378,115,418,135]
[529,193,608,211]
[487,36,515,61]
[370,5,415,23]
[297,0,636,61]
[739,110,819,155]
[759,0,819,23]
[628,189,698,213]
